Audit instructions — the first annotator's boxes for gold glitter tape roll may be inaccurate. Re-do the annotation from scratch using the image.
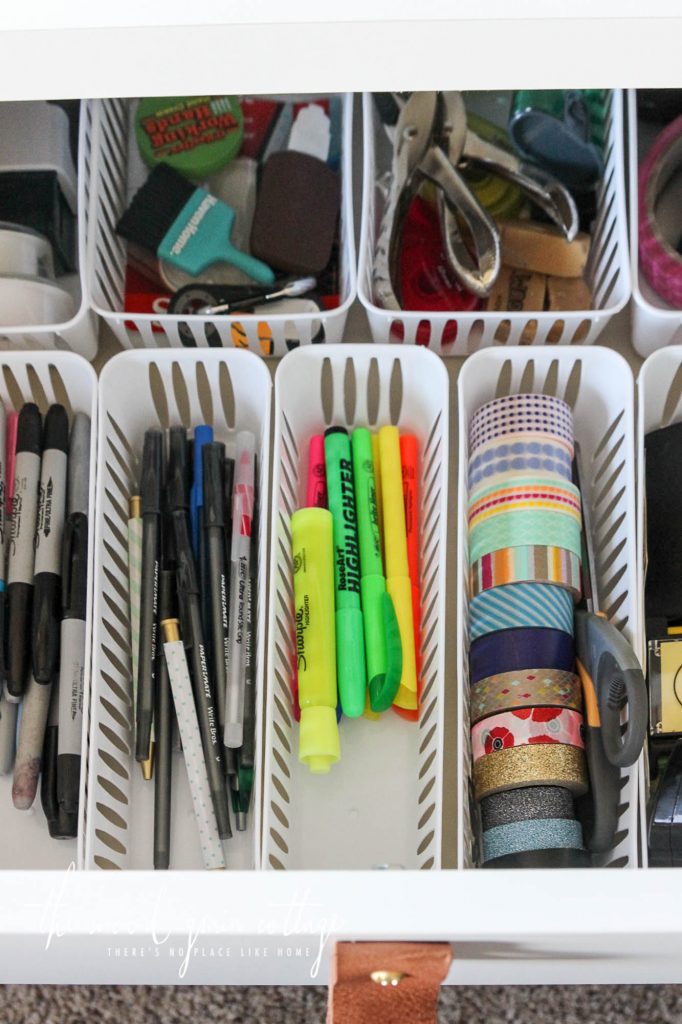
[473,742,588,801]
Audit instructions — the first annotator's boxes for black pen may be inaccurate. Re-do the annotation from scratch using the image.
[154,568,175,869]
[41,676,78,839]
[136,429,162,763]
[32,404,69,684]
[6,403,42,697]
[171,484,231,839]
[203,442,229,745]
[236,460,259,830]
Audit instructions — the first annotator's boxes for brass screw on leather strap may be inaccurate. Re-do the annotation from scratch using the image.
[370,971,406,987]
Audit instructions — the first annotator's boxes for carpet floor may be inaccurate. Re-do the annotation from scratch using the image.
[2,985,682,1023]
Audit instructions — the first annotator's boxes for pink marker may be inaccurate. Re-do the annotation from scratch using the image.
[5,411,17,518]
[305,434,327,509]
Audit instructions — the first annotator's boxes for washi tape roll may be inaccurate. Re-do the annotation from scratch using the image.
[469,626,574,684]
[469,508,582,565]
[470,546,581,599]
[471,707,584,762]
[468,482,581,529]
[482,847,592,869]
[469,583,575,640]
[469,460,574,499]
[638,115,682,308]
[468,433,573,493]
[482,817,584,862]
[480,785,576,830]
[469,394,574,456]
[473,742,588,800]
[470,668,582,723]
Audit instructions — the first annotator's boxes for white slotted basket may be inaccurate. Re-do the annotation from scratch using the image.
[86,95,356,354]
[359,90,630,352]
[0,102,98,359]
[628,90,682,358]
[86,349,271,870]
[636,346,682,868]
[263,345,448,870]
[457,348,641,870]
[0,352,97,869]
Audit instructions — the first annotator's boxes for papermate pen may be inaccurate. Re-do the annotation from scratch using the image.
[190,424,213,558]
[56,511,87,815]
[324,427,367,718]
[0,688,17,774]
[7,403,42,698]
[203,442,229,744]
[379,426,417,712]
[154,568,175,869]
[32,404,69,684]
[351,428,402,712]
[234,461,258,829]
[136,429,162,763]
[225,431,255,750]
[291,507,339,773]
[395,433,421,722]
[12,673,52,809]
[171,504,231,839]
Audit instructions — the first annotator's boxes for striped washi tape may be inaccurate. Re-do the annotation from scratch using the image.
[482,817,584,862]
[470,546,581,599]
[480,785,576,830]
[469,508,582,564]
[469,582,575,640]
[471,707,584,762]
[468,481,581,529]
[470,668,583,723]
[469,394,574,456]
[473,742,588,800]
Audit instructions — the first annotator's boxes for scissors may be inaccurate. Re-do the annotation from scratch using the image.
[372,91,578,308]
[574,443,647,853]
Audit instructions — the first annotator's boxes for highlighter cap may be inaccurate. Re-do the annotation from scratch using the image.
[299,704,340,774]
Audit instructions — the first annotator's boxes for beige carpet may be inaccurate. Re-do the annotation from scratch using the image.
[2,985,682,1023]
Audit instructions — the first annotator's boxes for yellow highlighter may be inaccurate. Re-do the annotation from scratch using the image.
[378,426,417,710]
[291,507,340,773]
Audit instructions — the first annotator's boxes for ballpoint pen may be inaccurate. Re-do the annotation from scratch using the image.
[136,429,162,763]
[170,461,231,839]
[225,431,255,750]
[234,463,258,830]
[32,404,69,684]
[154,568,175,869]
[7,403,42,698]
[202,442,229,744]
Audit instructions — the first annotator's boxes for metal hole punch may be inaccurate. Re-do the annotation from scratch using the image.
[372,91,578,309]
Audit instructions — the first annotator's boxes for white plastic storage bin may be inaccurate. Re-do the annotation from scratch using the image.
[86,349,271,870]
[457,347,641,869]
[86,95,356,354]
[628,90,682,358]
[359,90,630,352]
[0,102,98,359]
[263,345,449,870]
[0,352,97,869]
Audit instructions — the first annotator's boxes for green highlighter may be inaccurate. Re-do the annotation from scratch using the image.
[351,429,402,712]
[324,428,367,718]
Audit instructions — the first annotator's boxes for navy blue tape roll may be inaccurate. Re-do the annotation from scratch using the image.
[470,582,574,641]
[469,627,575,685]
[482,817,584,862]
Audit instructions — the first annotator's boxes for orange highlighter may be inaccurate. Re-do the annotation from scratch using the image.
[395,434,421,721]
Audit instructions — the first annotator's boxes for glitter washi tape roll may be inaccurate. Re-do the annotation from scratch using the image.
[469,508,582,565]
[468,482,582,529]
[638,114,682,308]
[469,393,574,457]
[471,707,584,762]
[473,742,588,800]
[469,583,575,641]
[470,668,582,723]
[480,785,576,830]
[469,627,575,685]
[470,546,582,599]
[482,817,584,862]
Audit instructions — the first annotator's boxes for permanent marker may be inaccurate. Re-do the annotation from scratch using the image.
[12,673,52,809]
[32,404,69,684]
[235,464,258,829]
[136,429,162,763]
[225,431,255,749]
[203,442,229,744]
[7,403,42,697]
[56,511,87,815]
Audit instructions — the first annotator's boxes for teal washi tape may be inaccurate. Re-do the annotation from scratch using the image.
[482,817,584,862]
[469,582,574,640]
[469,508,582,565]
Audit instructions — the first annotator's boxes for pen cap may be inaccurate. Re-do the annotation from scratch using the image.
[68,412,91,518]
[379,426,410,579]
[291,507,339,772]
[16,402,41,455]
[141,428,163,515]
[306,434,327,509]
[43,403,69,454]
[167,426,189,511]
[202,442,226,527]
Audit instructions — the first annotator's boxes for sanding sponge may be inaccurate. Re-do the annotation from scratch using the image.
[250,151,340,275]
